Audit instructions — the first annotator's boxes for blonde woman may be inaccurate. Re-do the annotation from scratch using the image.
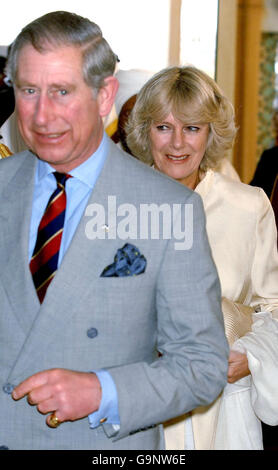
[126,66,278,450]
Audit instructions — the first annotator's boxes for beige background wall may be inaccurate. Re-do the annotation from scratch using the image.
[217,0,274,183]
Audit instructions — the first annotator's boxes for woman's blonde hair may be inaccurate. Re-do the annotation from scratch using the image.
[126,66,237,171]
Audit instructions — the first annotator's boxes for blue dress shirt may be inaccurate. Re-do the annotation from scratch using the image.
[28,133,120,428]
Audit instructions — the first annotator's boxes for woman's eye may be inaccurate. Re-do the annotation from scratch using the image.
[156,125,169,131]
[187,126,199,132]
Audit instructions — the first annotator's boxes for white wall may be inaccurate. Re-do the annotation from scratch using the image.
[0,0,170,73]
[0,0,219,76]
[262,0,278,32]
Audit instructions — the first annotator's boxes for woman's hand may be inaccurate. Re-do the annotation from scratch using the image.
[227,350,250,383]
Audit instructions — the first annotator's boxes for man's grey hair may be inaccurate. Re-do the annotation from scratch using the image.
[5,11,118,92]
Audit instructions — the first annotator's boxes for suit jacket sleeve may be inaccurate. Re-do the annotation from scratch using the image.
[107,191,229,439]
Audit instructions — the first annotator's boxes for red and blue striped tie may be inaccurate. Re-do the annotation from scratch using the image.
[30,172,71,303]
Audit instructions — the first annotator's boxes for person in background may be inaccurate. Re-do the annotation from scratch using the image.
[126,65,278,450]
[250,112,278,235]
[0,55,15,128]
[106,68,154,153]
[250,142,278,201]
[0,55,15,158]
[0,12,228,450]
[0,109,27,156]
[111,93,137,154]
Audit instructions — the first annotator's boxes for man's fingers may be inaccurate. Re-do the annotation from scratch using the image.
[36,398,58,415]
[12,369,101,425]
[27,384,54,406]
[12,369,55,400]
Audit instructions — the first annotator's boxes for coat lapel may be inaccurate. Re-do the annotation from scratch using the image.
[7,141,136,378]
[40,139,129,308]
[0,152,40,335]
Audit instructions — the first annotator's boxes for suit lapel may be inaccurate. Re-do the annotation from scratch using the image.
[0,152,40,334]
[41,139,128,306]
[8,141,134,378]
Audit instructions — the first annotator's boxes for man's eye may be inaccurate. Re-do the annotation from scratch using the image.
[59,89,68,96]
[24,88,36,95]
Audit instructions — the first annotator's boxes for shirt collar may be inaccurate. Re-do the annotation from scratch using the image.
[36,132,109,188]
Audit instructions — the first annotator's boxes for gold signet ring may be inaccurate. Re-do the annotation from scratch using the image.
[49,413,61,428]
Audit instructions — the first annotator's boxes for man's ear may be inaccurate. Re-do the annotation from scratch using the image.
[97,76,119,117]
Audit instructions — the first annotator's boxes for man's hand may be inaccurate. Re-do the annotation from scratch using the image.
[12,368,102,427]
[227,350,250,383]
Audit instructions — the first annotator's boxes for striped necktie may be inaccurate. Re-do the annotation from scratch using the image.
[30,172,71,303]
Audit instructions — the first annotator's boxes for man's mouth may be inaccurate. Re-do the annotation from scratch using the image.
[34,131,67,142]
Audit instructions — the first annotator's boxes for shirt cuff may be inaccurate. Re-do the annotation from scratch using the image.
[88,369,120,429]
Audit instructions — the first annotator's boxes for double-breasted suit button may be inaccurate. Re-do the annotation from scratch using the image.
[87,327,98,339]
[2,383,14,394]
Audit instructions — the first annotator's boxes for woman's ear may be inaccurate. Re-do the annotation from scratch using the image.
[97,76,119,118]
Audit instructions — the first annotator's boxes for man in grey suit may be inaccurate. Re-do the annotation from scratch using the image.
[0,11,228,450]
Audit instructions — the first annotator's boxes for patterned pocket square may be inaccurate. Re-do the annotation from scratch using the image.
[101,243,147,277]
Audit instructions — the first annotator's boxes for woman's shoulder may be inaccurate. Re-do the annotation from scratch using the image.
[215,170,259,193]
[204,170,271,214]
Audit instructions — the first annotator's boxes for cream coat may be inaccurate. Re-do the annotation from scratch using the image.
[164,170,278,450]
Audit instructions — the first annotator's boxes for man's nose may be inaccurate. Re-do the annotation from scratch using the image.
[34,93,55,126]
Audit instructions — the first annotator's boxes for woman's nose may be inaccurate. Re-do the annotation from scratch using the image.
[171,128,186,149]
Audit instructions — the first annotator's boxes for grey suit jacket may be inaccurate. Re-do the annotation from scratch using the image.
[0,139,229,450]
